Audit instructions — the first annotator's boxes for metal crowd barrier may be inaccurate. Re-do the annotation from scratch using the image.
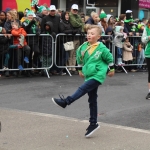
[0,34,54,78]
[55,34,114,76]
[55,33,86,76]
[114,35,146,74]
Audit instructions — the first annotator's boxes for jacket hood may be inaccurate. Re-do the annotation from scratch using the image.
[105,27,113,34]
[45,21,53,32]
[115,26,124,32]
[106,14,113,23]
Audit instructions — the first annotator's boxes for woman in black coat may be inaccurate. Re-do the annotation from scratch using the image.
[59,11,78,74]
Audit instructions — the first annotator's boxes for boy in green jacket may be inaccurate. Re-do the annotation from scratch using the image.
[52,25,115,137]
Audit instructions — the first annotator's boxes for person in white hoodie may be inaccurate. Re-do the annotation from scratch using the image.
[106,14,115,29]
[114,26,127,65]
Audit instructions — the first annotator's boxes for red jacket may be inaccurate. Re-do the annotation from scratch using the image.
[11,28,27,48]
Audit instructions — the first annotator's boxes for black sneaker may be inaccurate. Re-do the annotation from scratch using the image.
[52,95,67,108]
[85,123,100,137]
[146,93,150,100]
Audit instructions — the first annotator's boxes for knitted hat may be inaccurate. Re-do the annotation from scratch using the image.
[38,5,47,13]
[27,10,34,16]
[125,10,134,23]
[99,9,107,19]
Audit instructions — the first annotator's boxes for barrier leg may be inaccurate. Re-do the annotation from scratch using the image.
[121,66,128,74]
[45,69,50,78]
[115,65,128,74]
[66,67,72,76]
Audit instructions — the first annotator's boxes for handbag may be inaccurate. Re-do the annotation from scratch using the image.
[64,41,74,51]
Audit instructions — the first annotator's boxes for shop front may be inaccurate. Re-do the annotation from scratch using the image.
[139,0,150,20]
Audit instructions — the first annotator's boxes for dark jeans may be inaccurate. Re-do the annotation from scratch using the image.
[146,58,150,82]
[65,79,101,124]
[17,45,30,66]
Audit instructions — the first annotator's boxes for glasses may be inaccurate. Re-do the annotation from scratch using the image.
[73,9,78,11]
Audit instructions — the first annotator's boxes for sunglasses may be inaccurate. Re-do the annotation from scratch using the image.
[73,9,78,11]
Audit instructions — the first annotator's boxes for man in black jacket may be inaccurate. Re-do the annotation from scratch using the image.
[41,5,60,35]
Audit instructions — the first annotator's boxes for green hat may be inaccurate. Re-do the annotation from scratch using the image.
[99,10,107,19]
[38,5,47,13]
[124,19,134,23]
[27,10,34,16]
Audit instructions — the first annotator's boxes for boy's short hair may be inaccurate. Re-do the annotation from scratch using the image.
[11,21,19,27]
[86,25,102,35]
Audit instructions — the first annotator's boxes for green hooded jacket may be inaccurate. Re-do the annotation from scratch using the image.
[76,41,114,84]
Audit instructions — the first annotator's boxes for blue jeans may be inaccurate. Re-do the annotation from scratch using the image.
[65,79,101,124]
[117,47,122,58]
[137,49,145,68]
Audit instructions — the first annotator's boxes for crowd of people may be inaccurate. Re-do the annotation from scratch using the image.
[0,3,148,77]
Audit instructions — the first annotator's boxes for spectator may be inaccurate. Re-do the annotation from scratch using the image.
[22,10,41,70]
[40,21,55,76]
[123,37,136,72]
[119,14,128,34]
[0,11,7,27]
[0,27,10,77]
[124,10,134,36]
[10,21,30,70]
[59,11,77,75]
[36,5,48,25]
[41,5,60,34]
[85,11,99,25]
[137,42,145,71]
[4,10,20,33]
[114,26,127,65]
[68,4,85,74]
[107,14,115,29]
[98,10,108,35]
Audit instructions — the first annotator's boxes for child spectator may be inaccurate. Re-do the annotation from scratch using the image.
[137,42,145,71]
[105,27,113,51]
[52,25,115,137]
[114,26,127,65]
[123,37,136,72]
[11,21,30,70]
[40,21,55,76]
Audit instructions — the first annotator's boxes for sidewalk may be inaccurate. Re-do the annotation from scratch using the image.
[0,108,150,150]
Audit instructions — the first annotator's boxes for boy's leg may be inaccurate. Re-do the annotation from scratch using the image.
[88,87,99,125]
[52,79,101,108]
[66,79,100,105]
[17,48,22,66]
[23,45,30,58]
[85,86,100,137]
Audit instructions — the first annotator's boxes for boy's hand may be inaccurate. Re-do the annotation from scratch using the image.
[79,71,84,78]
[107,70,115,77]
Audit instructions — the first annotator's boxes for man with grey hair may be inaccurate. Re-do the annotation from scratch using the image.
[85,11,99,25]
